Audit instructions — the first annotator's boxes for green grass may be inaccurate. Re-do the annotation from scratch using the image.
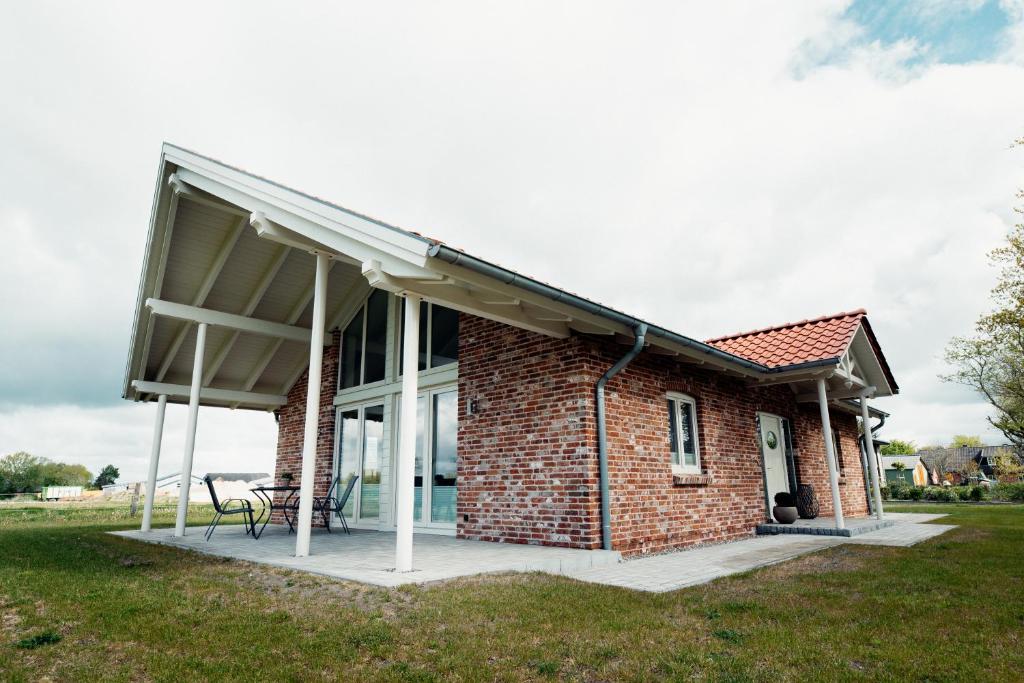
[1,504,1022,681]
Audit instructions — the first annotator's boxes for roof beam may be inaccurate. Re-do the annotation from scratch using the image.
[131,380,286,407]
[169,173,249,217]
[363,262,569,338]
[427,259,622,337]
[238,260,338,394]
[795,385,871,402]
[154,215,249,382]
[201,244,291,386]
[146,298,314,343]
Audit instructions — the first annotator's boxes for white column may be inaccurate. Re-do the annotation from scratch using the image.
[295,253,329,558]
[174,322,207,537]
[859,392,885,520]
[395,294,420,572]
[816,378,845,530]
[141,394,168,532]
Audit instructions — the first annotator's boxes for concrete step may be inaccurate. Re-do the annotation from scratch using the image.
[755,518,896,537]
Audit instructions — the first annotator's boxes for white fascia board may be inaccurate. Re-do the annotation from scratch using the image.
[849,326,893,397]
[145,298,316,344]
[123,152,176,401]
[131,380,286,407]
[163,145,433,276]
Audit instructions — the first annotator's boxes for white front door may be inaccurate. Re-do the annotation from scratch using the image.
[758,413,790,508]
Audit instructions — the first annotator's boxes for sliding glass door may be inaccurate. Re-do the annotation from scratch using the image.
[336,402,385,526]
[400,385,458,528]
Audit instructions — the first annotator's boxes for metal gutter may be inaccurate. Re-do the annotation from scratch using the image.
[428,244,841,377]
[595,323,647,551]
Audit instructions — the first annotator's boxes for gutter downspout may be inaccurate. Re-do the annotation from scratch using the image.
[596,323,647,551]
[858,410,887,515]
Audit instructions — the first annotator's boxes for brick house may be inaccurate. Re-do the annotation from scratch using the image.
[124,145,898,567]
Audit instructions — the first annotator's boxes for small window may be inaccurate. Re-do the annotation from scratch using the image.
[668,393,701,474]
[830,428,845,476]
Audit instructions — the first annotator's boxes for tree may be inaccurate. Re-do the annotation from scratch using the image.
[943,172,1024,448]
[880,439,917,455]
[992,448,1024,482]
[950,435,984,448]
[0,452,43,493]
[93,465,120,488]
[39,461,92,488]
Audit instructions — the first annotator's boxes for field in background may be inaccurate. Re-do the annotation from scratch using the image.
[2,504,1023,681]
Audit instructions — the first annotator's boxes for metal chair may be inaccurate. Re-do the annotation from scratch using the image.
[314,475,359,534]
[203,475,256,541]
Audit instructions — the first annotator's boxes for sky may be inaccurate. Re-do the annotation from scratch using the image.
[1,1,1023,481]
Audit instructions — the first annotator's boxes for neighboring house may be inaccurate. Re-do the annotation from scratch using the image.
[881,455,927,487]
[122,144,899,563]
[206,472,270,484]
[919,446,1022,484]
[153,472,205,495]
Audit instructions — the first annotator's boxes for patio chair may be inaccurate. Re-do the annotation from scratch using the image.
[203,475,256,541]
[314,475,359,534]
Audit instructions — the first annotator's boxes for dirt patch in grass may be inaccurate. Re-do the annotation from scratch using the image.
[229,562,418,617]
[755,545,869,580]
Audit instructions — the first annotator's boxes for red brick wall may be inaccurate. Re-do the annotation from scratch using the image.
[457,314,871,555]
[457,316,604,548]
[790,406,869,519]
[270,330,339,525]
[274,314,872,553]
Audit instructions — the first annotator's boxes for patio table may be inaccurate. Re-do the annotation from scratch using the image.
[250,485,301,539]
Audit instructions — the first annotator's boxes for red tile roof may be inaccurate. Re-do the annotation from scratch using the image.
[705,309,867,368]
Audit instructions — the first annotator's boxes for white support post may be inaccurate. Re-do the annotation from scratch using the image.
[141,394,167,532]
[859,392,885,520]
[816,378,845,530]
[395,294,421,572]
[174,323,207,537]
[294,253,329,558]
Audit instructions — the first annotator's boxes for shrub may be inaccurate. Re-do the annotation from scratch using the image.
[880,485,891,501]
[907,487,924,501]
[993,482,1024,502]
[969,486,986,501]
[774,491,796,507]
[888,483,912,500]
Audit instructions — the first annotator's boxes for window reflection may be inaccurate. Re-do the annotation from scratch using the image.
[360,405,384,520]
[431,390,458,524]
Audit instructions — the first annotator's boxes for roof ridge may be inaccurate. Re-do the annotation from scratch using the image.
[705,308,867,343]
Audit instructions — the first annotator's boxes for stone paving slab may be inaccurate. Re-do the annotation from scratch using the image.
[565,513,955,593]
[112,513,954,593]
[111,525,621,587]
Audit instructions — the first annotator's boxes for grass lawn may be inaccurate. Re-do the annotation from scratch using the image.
[1,504,1022,681]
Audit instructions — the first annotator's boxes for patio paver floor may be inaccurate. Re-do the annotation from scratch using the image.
[112,512,955,592]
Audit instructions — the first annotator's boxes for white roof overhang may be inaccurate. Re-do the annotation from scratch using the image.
[123,144,898,412]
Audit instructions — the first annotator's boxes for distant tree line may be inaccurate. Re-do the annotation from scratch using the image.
[0,452,120,494]
[879,435,988,455]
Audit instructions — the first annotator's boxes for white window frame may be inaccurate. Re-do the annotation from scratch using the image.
[398,299,459,376]
[667,392,702,475]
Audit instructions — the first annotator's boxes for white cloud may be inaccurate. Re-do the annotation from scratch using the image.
[0,1,1021,472]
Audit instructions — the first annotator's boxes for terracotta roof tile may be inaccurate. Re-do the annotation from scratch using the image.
[705,310,866,368]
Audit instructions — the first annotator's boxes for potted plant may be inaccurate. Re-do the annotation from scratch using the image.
[772,491,798,524]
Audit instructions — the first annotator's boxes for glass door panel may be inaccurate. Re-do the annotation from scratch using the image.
[337,409,360,518]
[359,404,384,521]
[413,396,426,522]
[430,389,458,525]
